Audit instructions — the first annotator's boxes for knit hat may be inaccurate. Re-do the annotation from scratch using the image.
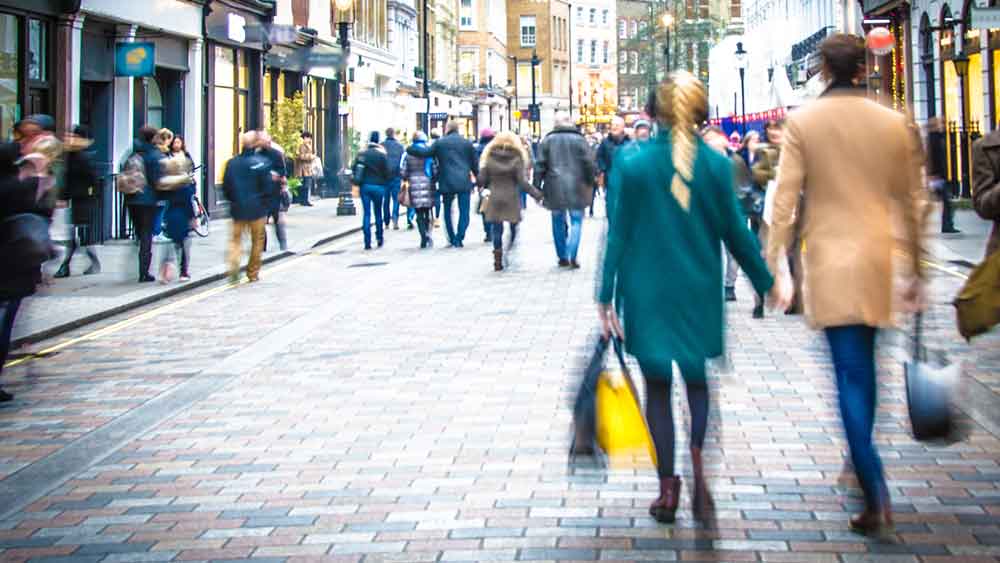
[369,131,381,144]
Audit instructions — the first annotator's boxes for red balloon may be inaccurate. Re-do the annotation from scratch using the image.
[867,27,894,56]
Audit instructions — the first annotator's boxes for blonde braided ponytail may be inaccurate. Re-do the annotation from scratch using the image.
[656,71,707,212]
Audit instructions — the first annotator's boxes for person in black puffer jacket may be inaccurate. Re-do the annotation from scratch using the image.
[0,142,55,402]
[55,125,101,278]
[351,132,391,250]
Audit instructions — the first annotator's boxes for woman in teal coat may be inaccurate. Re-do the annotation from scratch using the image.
[598,72,781,524]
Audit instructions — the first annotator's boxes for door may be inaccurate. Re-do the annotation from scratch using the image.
[81,81,114,240]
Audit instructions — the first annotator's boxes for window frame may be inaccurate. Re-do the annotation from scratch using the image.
[519,15,536,47]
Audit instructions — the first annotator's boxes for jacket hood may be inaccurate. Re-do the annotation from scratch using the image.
[480,131,528,171]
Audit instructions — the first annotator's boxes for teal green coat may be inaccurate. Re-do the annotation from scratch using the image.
[599,131,774,380]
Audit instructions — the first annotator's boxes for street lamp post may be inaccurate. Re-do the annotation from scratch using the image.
[422,0,431,133]
[735,41,748,136]
[530,50,541,137]
[508,55,519,134]
[661,12,674,75]
[333,0,356,216]
[953,50,970,197]
[505,80,515,131]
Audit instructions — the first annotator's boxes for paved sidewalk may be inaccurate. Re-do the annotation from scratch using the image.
[12,200,361,346]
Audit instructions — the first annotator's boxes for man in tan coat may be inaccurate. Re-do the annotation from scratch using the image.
[767,34,926,538]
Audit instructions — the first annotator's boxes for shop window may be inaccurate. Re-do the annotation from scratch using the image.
[27,19,46,82]
[146,78,164,129]
[0,14,19,141]
[212,46,249,186]
[263,70,273,126]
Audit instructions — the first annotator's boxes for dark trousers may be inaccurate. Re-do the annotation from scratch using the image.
[640,361,709,478]
[442,192,471,245]
[434,192,442,219]
[0,298,22,378]
[490,222,518,250]
[128,205,158,278]
[826,325,886,510]
[416,208,432,245]
[941,190,956,231]
[384,178,401,226]
[298,176,314,204]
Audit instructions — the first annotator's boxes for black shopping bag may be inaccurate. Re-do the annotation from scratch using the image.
[904,313,961,442]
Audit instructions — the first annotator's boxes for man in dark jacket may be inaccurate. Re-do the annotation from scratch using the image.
[222,132,271,283]
[125,126,165,282]
[408,120,479,247]
[382,128,406,230]
[352,132,391,249]
[595,116,631,215]
[928,117,960,234]
[972,128,1000,257]
[534,113,597,268]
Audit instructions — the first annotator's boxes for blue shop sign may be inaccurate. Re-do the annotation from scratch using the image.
[115,42,156,77]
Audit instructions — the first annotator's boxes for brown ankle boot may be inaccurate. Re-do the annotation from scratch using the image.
[690,447,715,521]
[493,249,503,271]
[649,476,681,523]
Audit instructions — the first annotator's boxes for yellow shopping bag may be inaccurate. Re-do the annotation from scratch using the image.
[595,341,657,469]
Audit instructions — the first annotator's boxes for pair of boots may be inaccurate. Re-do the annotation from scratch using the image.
[649,447,715,524]
[54,247,101,278]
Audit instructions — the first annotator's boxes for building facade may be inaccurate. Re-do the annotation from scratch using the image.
[571,0,617,131]
[458,0,512,133]
[615,0,650,115]
[507,0,571,135]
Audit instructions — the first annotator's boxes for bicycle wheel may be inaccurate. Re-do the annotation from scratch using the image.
[192,199,210,237]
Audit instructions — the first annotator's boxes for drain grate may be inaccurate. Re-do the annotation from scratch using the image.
[348,262,389,268]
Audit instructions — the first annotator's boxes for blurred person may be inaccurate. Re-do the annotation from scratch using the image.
[475,128,496,242]
[478,131,542,271]
[295,131,317,206]
[766,34,926,537]
[728,131,741,151]
[222,131,270,283]
[382,127,406,230]
[750,121,783,318]
[124,126,165,282]
[0,142,55,402]
[930,118,960,233]
[158,135,197,282]
[150,129,175,242]
[351,131,391,250]
[596,116,631,216]
[401,131,437,248]
[973,123,1000,255]
[15,114,56,156]
[598,72,777,525]
[704,126,754,302]
[633,119,652,142]
[519,134,536,210]
[407,120,478,247]
[258,131,290,251]
[55,125,101,278]
[739,129,761,168]
[430,127,443,225]
[534,112,597,269]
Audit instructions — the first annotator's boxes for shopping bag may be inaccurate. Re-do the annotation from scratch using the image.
[953,249,1000,341]
[595,339,657,469]
[904,313,961,442]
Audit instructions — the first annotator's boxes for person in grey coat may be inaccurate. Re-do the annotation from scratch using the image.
[402,132,437,248]
[533,113,597,269]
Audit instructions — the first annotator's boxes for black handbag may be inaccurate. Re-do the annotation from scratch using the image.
[0,213,53,270]
[904,313,961,442]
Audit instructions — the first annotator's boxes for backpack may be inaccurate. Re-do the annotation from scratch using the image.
[116,152,146,195]
[954,249,1000,340]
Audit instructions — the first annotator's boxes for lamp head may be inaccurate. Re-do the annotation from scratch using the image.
[953,51,970,77]
[661,13,674,28]
[735,41,748,70]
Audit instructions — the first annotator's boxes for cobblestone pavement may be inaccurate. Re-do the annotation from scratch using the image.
[0,204,998,563]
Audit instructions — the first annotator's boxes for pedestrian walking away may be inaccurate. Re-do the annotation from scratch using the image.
[598,72,777,525]
[120,126,166,282]
[402,131,437,249]
[352,131,391,249]
[295,131,317,206]
[156,134,198,283]
[765,34,926,538]
[596,116,632,215]
[751,120,785,318]
[475,128,496,242]
[478,131,542,271]
[382,128,406,230]
[703,126,754,304]
[258,131,290,252]
[534,112,597,269]
[222,132,271,283]
[929,117,960,234]
[55,125,102,278]
[407,120,478,247]
[0,141,56,402]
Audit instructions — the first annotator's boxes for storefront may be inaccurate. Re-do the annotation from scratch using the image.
[862,3,912,112]
[0,0,72,140]
[204,0,271,212]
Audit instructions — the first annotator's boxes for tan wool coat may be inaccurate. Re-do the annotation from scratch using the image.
[295,138,316,178]
[766,89,926,329]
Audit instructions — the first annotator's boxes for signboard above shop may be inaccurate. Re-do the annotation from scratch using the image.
[115,42,155,77]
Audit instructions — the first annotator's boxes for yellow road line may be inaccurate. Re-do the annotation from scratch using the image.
[5,249,326,369]
[920,258,970,281]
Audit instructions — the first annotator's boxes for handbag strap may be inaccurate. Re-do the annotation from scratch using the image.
[913,312,926,362]
[611,337,643,401]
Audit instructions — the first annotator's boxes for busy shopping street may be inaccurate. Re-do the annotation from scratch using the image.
[0,202,997,562]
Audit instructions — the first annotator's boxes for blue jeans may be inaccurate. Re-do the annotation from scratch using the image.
[826,325,887,510]
[360,184,386,247]
[434,192,442,219]
[442,192,471,245]
[551,209,584,261]
[383,178,401,225]
[407,206,416,225]
[0,298,22,378]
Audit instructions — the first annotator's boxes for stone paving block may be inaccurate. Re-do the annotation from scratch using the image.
[100,551,180,562]
[327,542,406,555]
[439,549,518,561]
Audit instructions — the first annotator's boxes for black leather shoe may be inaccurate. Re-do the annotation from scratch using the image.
[725,287,737,302]
[752,304,764,319]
